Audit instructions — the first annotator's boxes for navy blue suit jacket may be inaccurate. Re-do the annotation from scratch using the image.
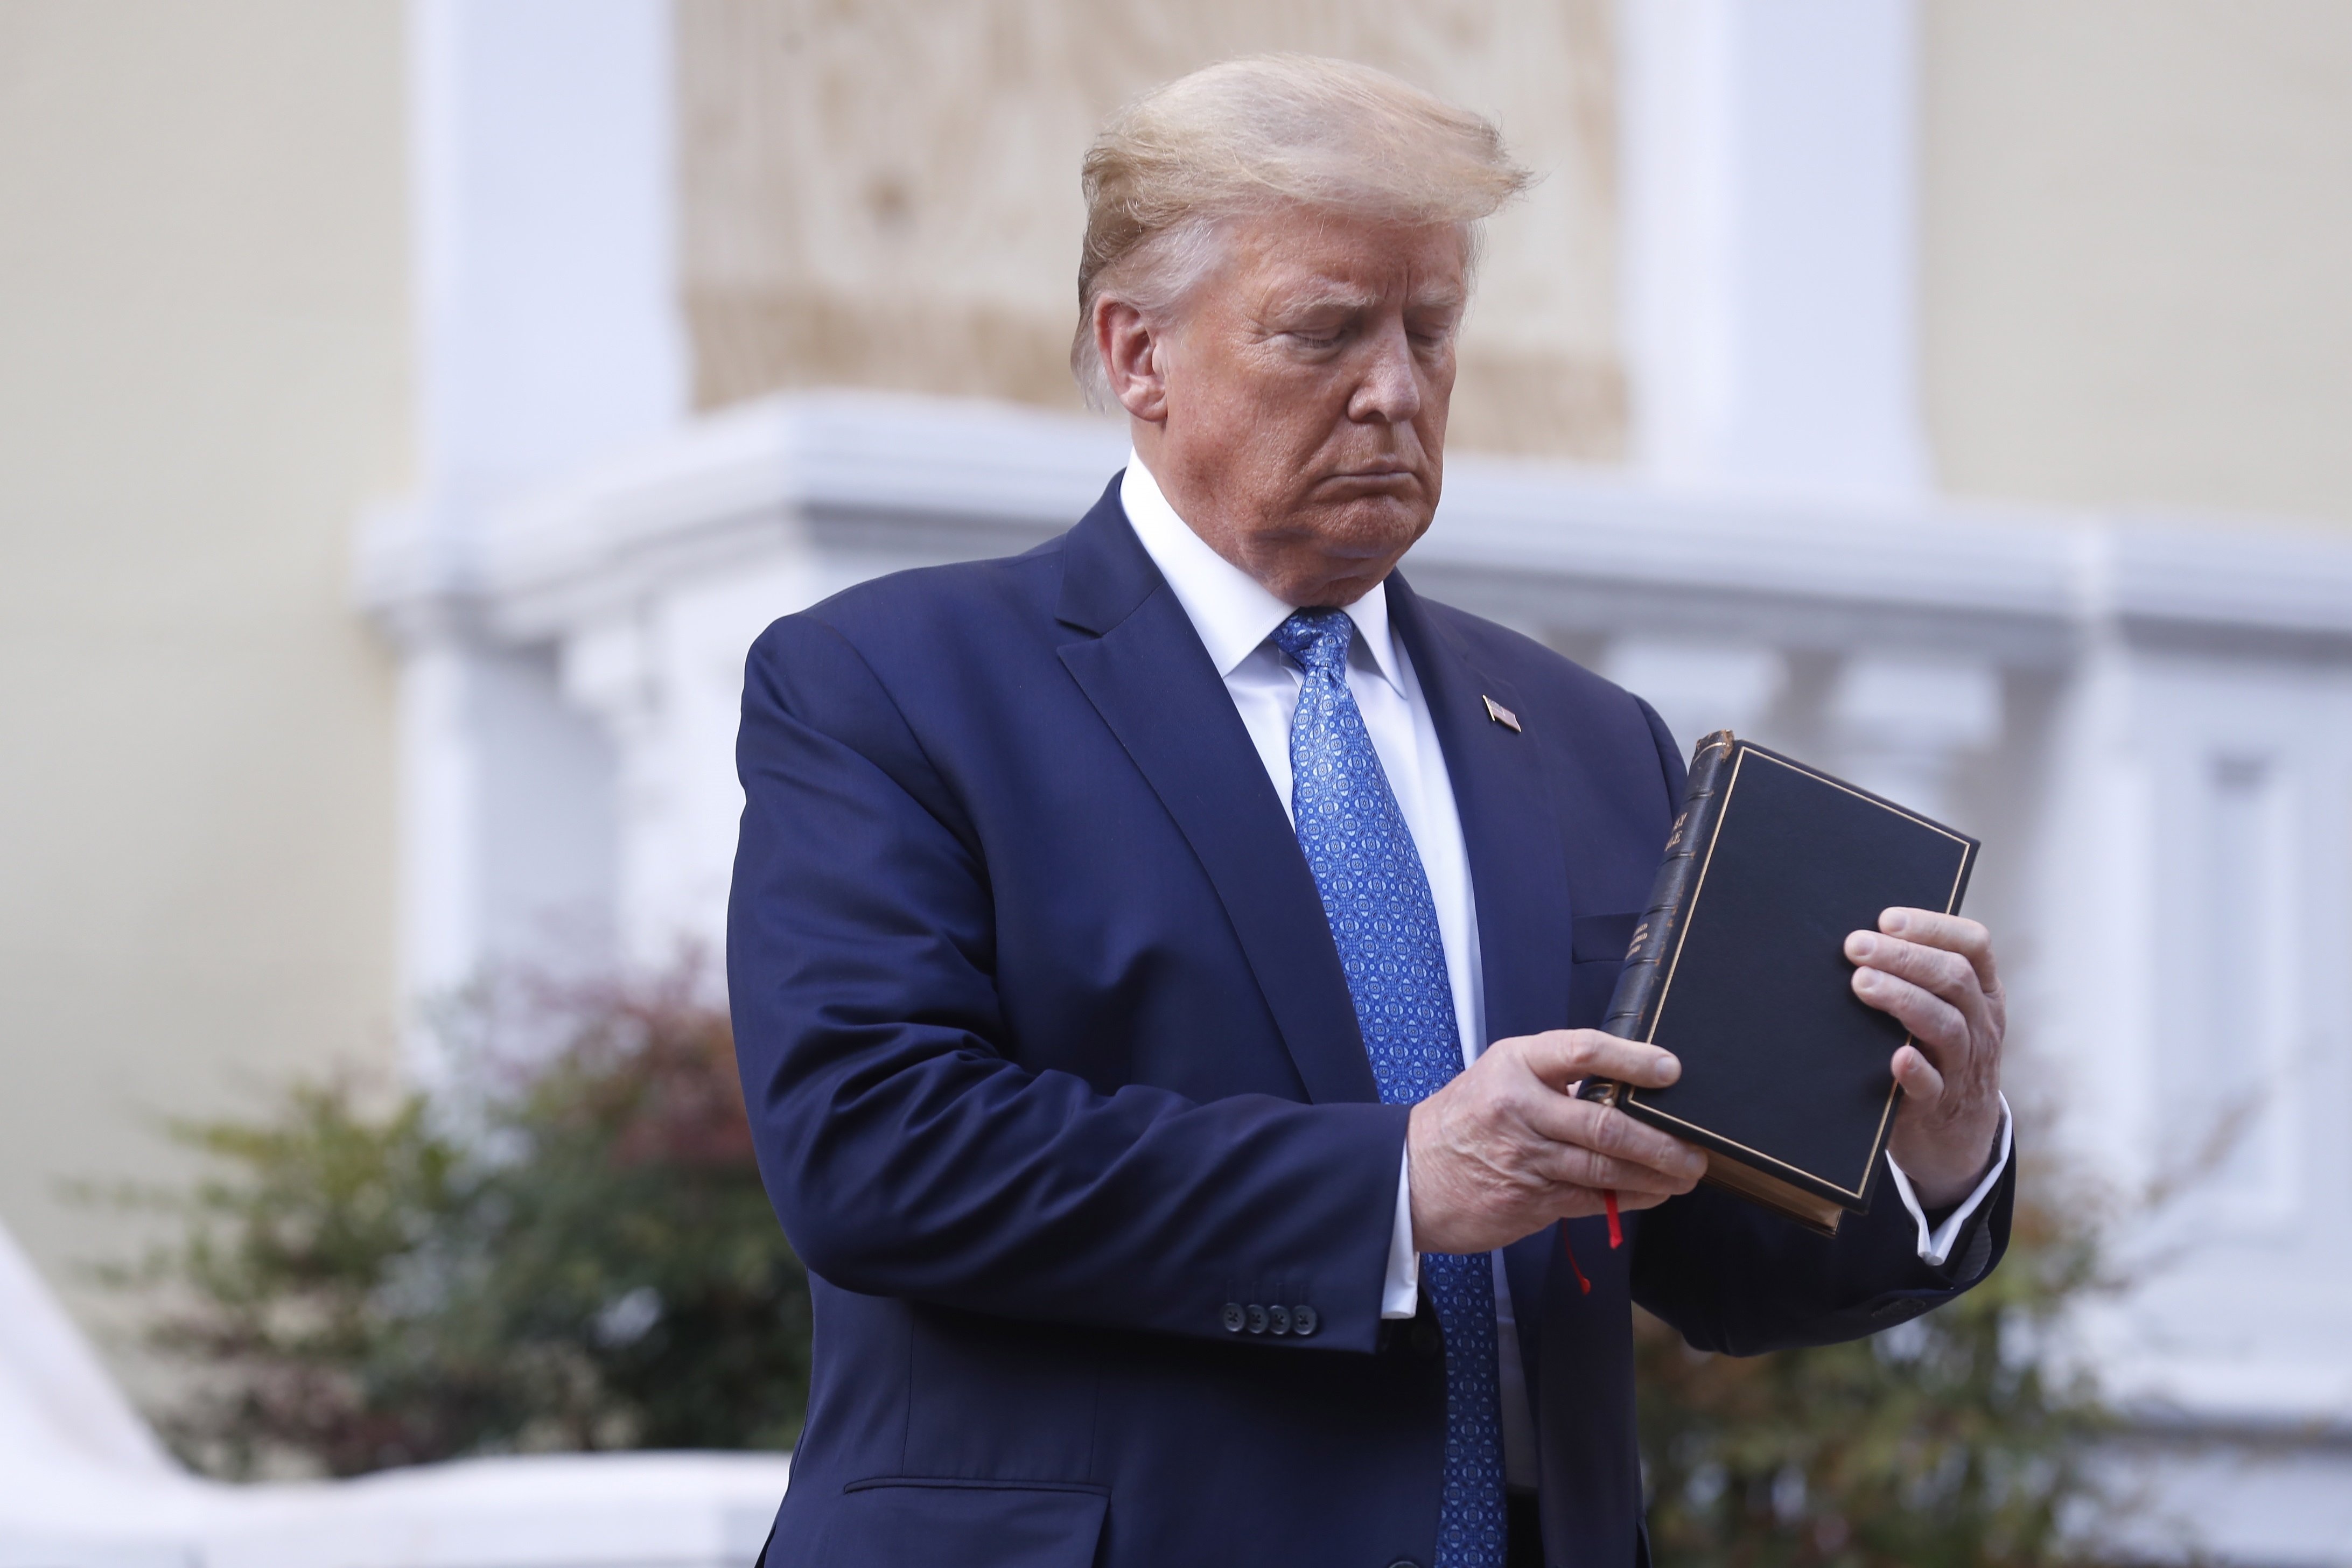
[728,479,2012,1568]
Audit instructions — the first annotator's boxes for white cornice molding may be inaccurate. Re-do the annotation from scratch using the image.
[357,390,2352,660]
[2099,515,2352,642]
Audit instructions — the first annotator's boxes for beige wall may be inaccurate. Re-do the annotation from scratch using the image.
[1922,0,2352,527]
[677,0,1626,459]
[0,0,408,1343]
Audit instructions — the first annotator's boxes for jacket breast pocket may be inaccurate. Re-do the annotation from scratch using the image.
[803,1479,1109,1568]
[1568,912,1640,1027]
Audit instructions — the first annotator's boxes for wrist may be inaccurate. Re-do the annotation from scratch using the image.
[1893,1107,2003,1210]
[1404,1100,1434,1251]
[1403,1100,1483,1254]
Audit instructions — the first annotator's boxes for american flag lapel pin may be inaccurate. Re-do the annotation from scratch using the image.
[1482,695,1522,732]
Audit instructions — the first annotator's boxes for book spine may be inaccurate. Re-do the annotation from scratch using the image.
[1580,730,1738,1107]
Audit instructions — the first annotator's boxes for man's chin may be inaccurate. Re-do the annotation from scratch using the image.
[1250,523,1429,606]
[1300,495,1432,557]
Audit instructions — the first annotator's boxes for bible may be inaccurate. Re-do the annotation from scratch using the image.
[1576,731,1980,1235]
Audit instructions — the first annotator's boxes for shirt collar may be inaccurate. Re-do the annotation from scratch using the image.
[1119,451,1403,691]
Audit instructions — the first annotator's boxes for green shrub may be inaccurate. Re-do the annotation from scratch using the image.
[109,970,808,1478]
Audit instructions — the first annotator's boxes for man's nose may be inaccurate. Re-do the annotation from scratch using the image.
[1346,319,1424,425]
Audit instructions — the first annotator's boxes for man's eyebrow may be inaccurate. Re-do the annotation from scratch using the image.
[1266,283,1383,317]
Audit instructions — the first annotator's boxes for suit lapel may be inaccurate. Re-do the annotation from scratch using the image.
[1385,574,1576,1047]
[1054,485,1380,1106]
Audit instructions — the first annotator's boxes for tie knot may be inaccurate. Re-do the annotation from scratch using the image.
[1273,607,1353,679]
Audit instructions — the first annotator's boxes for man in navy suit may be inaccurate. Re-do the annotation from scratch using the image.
[729,55,2014,1568]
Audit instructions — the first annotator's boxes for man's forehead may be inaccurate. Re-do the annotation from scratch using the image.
[1233,209,1464,285]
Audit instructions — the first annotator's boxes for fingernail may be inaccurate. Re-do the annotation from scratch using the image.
[1658,1053,1681,1081]
[1845,933,1874,960]
[1882,908,1908,934]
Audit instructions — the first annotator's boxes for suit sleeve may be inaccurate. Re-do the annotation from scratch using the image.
[1630,1161,2012,1354]
[726,615,1406,1352]
[1620,695,2013,1350]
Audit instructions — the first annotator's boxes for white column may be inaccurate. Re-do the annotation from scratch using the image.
[1619,0,1929,501]
[558,612,681,971]
[368,0,686,1067]
[394,632,484,1007]
[1823,653,2001,823]
[410,0,687,504]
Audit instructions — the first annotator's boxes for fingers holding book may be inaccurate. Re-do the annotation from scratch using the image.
[1850,907,2009,1209]
[1406,1028,1707,1255]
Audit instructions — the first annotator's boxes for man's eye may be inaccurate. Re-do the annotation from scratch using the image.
[1289,328,1344,349]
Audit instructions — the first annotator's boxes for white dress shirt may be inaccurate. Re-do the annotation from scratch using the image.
[1118,452,2011,1490]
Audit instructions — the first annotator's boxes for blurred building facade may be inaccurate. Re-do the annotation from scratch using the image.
[0,1,410,1381]
[5,2,2352,1562]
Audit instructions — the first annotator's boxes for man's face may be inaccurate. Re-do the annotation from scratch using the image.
[1117,208,1466,607]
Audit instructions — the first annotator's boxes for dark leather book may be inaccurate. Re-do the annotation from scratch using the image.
[1576,732,1980,1235]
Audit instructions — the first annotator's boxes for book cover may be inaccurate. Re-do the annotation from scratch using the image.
[1578,732,1980,1235]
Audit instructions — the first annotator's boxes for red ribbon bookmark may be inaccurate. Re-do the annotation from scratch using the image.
[1560,1228,1592,1295]
[1561,1192,1627,1298]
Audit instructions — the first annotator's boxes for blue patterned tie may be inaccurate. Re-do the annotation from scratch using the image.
[1274,607,1507,1568]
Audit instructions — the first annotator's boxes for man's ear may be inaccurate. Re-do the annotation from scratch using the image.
[1094,297,1170,424]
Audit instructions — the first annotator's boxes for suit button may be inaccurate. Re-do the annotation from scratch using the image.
[1268,1304,1291,1335]
[1292,1304,1318,1337]
[1247,1304,1269,1334]
[1222,1302,1245,1333]
[1386,1560,1422,1568]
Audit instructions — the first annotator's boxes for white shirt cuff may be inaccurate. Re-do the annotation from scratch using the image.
[1883,1094,2013,1269]
[1381,1145,1419,1318]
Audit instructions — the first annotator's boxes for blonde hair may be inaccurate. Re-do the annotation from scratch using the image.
[1072,54,1532,406]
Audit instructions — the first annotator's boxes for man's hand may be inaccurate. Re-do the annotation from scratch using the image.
[1408,1030,1706,1255]
[1849,908,2007,1209]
